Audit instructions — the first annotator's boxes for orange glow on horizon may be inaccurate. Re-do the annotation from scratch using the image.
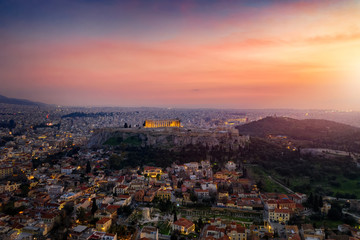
[1,0,360,110]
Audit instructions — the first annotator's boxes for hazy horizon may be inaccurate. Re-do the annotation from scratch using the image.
[2,93,360,114]
[1,0,360,110]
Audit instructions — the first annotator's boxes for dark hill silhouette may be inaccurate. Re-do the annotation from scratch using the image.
[236,116,360,152]
[0,94,46,106]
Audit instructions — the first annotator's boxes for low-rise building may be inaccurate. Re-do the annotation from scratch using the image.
[265,200,277,210]
[140,226,159,240]
[157,189,171,200]
[195,189,210,199]
[321,202,331,214]
[144,191,156,203]
[0,182,20,193]
[114,195,132,206]
[61,166,77,175]
[113,185,128,195]
[285,225,301,240]
[96,217,112,232]
[301,224,325,240]
[144,167,163,178]
[227,223,246,240]
[0,167,13,179]
[268,208,291,223]
[201,182,217,192]
[47,185,64,196]
[172,218,195,235]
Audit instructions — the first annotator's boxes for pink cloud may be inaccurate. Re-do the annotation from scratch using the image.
[1,0,360,109]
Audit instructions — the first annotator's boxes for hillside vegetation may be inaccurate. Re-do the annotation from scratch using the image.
[236,117,360,152]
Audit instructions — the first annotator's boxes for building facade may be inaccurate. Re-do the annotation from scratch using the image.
[172,218,195,235]
[0,166,13,179]
[144,119,181,128]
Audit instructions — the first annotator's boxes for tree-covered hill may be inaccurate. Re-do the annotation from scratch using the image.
[236,117,360,152]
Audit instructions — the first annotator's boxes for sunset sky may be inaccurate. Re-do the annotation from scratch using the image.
[1,0,360,109]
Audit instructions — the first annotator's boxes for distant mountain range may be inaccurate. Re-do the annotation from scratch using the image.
[0,94,46,106]
[236,116,360,152]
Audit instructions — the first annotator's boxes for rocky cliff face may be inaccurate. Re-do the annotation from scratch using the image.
[87,128,249,150]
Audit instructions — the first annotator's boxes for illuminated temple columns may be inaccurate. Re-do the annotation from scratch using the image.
[144,119,181,128]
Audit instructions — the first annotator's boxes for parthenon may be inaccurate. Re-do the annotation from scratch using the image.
[144,119,181,128]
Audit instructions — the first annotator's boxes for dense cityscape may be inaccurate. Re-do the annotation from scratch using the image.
[2,0,360,240]
[0,102,359,240]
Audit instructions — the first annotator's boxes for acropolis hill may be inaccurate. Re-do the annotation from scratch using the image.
[87,126,249,150]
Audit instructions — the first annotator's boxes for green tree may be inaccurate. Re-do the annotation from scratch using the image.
[318,196,323,208]
[171,230,180,240]
[63,202,74,216]
[256,180,264,191]
[173,209,177,222]
[190,191,198,202]
[2,202,17,215]
[90,217,99,227]
[195,218,204,233]
[86,161,91,174]
[158,199,173,213]
[313,195,319,212]
[328,203,342,220]
[91,198,98,215]
[9,119,16,129]
[177,180,183,189]
[76,207,86,223]
[306,192,314,208]
[343,214,356,226]
[117,206,132,217]
[20,183,30,197]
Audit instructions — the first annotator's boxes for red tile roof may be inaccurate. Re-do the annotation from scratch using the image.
[173,218,194,229]
[274,208,291,214]
[96,217,111,224]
